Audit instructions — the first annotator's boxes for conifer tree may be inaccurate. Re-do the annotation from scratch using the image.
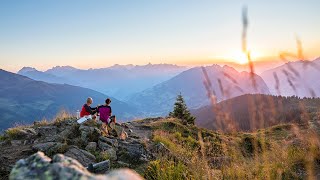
[169,93,195,125]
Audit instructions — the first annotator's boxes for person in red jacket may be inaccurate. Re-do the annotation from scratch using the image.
[80,97,97,117]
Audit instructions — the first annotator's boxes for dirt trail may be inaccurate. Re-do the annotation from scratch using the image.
[124,121,153,140]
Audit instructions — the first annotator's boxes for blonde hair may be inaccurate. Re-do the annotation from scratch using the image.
[87,97,93,104]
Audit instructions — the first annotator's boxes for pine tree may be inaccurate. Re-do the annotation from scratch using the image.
[169,93,196,125]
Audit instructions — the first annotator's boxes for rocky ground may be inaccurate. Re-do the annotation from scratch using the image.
[2,116,320,179]
[0,117,162,180]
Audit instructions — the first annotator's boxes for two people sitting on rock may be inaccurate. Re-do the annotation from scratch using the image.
[80,97,116,125]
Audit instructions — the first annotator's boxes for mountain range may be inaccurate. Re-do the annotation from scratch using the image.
[128,65,270,116]
[8,57,320,131]
[0,69,138,131]
[18,64,188,100]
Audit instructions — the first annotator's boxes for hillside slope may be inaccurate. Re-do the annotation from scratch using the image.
[193,94,320,131]
[0,69,138,130]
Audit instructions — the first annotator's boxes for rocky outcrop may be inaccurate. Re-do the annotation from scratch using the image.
[9,152,143,180]
[32,142,67,155]
[0,118,154,178]
[64,146,96,167]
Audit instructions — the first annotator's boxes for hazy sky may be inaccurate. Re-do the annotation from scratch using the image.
[0,0,320,72]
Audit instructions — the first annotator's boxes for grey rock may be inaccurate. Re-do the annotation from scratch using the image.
[98,140,113,151]
[117,140,148,164]
[9,152,143,180]
[56,119,78,127]
[118,141,146,156]
[99,136,118,147]
[0,140,10,146]
[11,140,23,146]
[32,142,67,155]
[105,148,117,161]
[88,160,110,174]
[32,142,57,152]
[43,135,64,142]
[85,142,97,152]
[79,125,101,142]
[64,146,96,167]
[36,126,58,136]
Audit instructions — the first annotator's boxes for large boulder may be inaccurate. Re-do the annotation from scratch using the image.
[9,152,143,180]
[64,146,96,167]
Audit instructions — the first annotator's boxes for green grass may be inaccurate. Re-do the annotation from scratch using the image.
[144,117,320,179]
[153,133,177,150]
[144,159,189,180]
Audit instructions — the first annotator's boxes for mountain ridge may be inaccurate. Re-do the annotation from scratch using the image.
[260,57,320,97]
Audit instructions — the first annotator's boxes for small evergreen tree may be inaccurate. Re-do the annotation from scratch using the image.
[169,93,195,125]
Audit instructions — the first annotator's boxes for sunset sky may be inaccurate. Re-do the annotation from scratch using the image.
[0,0,320,72]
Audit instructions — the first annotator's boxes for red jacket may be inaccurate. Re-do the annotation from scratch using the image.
[80,104,94,117]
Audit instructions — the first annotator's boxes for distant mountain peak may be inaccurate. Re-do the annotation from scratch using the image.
[17,67,38,74]
[50,65,77,71]
[109,64,135,70]
[222,65,237,72]
[313,56,320,63]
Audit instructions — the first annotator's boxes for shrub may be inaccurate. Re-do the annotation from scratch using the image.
[53,110,75,125]
[5,125,29,139]
[240,134,263,157]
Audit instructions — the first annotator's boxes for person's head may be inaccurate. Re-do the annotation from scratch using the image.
[105,98,111,105]
[87,97,93,105]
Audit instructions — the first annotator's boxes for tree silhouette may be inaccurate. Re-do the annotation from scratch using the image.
[169,93,195,125]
